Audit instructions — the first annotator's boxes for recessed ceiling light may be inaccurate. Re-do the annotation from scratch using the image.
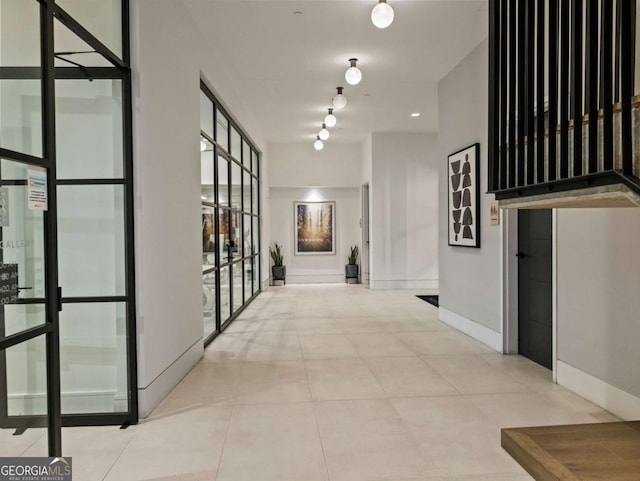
[411,113,421,118]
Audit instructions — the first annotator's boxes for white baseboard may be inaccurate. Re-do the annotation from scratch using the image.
[285,274,346,284]
[557,360,640,420]
[370,279,439,290]
[137,339,203,418]
[8,390,123,415]
[438,306,503,352]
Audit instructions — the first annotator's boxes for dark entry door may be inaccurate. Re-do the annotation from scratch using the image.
[518,209,552,370]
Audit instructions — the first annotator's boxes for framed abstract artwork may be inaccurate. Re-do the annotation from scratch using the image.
[294,201,335,255]
[448,143,480,248]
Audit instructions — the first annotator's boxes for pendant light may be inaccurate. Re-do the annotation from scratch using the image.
[319,123,330,141]
[345,58,362,85]
[325,108,337,128]
[200,137,208,152]
[371,0,394,29]
[314,135,324,151]
[332,87,347,109]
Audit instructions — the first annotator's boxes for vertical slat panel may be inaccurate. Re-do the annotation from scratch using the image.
[508,0,517,188]
[517,0,526,186]
[548,0,558,181]
[620,0,636,175]
[526,0,535,184]
[536,0,545,182]
[615,0,621,102]
[489,0,499,191]
[560,0,570,178]
[602,0,614,170]
[571,0,583,176]
[500,0,509,189]
[586,0,599,173]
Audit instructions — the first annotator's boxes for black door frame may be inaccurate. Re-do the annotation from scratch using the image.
[502,208,557,379]
[0,0,138,454]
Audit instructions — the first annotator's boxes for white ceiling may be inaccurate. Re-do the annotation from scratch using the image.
[183,0,488,144]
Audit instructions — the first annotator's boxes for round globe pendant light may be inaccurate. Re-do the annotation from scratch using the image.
[325,108,337,128]
[332,86,347,109]
[200,138,208,152]
[371,0,394,29]
[314,135,324,151]
[319,123,330,141]
[345,58,362,85]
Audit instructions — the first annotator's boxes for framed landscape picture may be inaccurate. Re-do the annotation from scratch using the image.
[448,143,480,248]
[294,201,335,255]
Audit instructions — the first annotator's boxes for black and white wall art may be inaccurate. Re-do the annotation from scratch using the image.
[448,143,480,248]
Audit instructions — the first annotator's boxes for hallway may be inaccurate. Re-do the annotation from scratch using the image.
[19,286,617,480]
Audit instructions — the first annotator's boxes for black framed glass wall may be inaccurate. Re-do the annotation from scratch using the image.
[200,82,261,345]
[0,0,137,455]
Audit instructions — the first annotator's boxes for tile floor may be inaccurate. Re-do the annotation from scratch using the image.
[7,285,618,481]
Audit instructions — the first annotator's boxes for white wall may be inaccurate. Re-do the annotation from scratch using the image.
[557,208,640,403]
[369,132,439,290]
[267,142,362,284]
[132,0,268,417]
[437,40,503,340]
[268,142,362,188]
[270,187,360,284]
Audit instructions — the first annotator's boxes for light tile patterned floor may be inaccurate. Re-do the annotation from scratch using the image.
[7,285,618,481]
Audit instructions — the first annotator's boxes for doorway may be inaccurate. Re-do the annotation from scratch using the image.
[517,209,553,370]
[361,183,370,285]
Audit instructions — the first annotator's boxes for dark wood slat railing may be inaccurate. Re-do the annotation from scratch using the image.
[488,0,639,201]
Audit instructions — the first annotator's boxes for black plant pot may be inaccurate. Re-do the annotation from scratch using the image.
[345,264,359,283]
[272,265,286,285]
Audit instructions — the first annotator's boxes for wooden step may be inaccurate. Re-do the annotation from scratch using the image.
[502,421,640,481]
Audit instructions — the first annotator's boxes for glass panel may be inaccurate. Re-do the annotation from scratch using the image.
[201,138,214,203]
[228,210,240,261]
[0,80,42,157]
[230,127,241,159]
[252,216,259,265]
[200,91,214,139]
[252,150,259,176]
[242,169,251,214]
[220,266,230,323]
[55,0,122,58]
[0,0,41,66]
[6,334,47,416]
[252,177,259,215]
[56,79,124,179]
[243,214,252,257]
[242,140,250,167]
[54,18,113,68]
[230,161,242,211]
[58,185,125,297]
[232,263,243,313]
[217,155,229,207]
[202,205,215,267]
[0,158,46,300]
[252,255,260,294]
[203,271,216,339]
[219,209,229,263]
[59,302,128,414]
[243,260,251,302]
[2,304,46,338]
[216,109,228,152]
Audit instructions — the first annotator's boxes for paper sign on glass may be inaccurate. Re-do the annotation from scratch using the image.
[28,168,48,211]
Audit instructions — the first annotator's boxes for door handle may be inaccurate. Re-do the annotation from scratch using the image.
[516,252,527,258]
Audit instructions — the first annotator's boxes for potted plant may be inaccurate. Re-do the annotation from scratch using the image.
[345,245,359,283]
[270,243,286,285]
